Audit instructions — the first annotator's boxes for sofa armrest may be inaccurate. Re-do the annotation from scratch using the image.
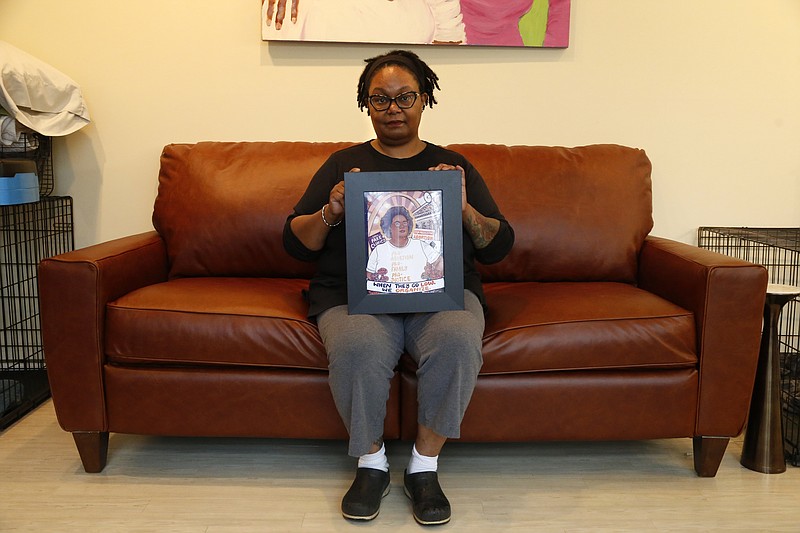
[38,231,169,432]
[638,235,768,437]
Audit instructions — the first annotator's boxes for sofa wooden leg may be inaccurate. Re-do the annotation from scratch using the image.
[72,431,109,473]
[692,436,729,477]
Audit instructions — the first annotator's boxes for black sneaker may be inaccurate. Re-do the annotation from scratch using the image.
[403,470,451,526]
[341,468,391,521]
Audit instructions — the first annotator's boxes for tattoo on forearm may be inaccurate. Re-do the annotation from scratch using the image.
[465,210,500,250]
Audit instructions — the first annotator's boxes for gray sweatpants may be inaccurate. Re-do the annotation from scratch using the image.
[317,290,485,457]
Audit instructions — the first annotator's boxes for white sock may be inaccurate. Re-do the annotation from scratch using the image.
[407,444,438,474]
[358,443,389,472]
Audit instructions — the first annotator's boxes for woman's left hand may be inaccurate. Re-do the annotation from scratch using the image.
[429,163,466,212]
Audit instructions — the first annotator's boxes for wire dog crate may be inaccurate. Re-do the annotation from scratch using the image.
[0,196,73,429]
[697,227,800,466]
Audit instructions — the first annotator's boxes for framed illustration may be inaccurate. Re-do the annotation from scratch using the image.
[261,0,571,48]
[344,170,464,315]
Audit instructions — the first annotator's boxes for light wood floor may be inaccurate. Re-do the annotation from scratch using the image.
[2,401,799,532]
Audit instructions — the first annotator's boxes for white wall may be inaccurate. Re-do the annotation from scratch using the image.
[2,0,798,248]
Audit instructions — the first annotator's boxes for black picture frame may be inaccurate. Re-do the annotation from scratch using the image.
[344,170,464,315]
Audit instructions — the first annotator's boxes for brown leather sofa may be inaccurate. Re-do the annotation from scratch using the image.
[39,142,768,476]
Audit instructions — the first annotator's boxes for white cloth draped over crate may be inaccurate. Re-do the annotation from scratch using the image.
[0,40,90,143]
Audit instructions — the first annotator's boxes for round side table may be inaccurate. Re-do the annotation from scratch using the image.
[740,283,800,474]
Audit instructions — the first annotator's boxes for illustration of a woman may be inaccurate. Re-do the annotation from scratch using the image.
[366,206,443,286]
[262,0,466,45]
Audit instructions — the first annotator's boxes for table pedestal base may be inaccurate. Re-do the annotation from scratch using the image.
[740,286,799,473]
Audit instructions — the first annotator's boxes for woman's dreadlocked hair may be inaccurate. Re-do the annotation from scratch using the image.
[357,50,440,111]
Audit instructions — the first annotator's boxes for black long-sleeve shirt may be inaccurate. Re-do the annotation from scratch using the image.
[283,141,514,317]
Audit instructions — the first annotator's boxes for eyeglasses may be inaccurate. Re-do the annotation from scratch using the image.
[367,91,420,111]
[392,220,409,227]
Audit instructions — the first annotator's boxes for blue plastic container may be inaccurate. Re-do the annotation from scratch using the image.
[0,159,40,205]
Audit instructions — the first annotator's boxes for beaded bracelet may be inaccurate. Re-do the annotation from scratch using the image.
[321,204,342,227]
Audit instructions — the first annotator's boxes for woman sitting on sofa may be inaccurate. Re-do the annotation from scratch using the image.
[283,50,514,525]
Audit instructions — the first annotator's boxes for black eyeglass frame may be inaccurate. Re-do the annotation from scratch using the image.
[366,91,421,111]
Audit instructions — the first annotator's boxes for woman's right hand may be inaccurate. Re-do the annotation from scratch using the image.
[328,167,360,220]
[327,181,346,221]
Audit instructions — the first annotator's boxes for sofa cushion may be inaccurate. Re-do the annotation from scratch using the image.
[152,141,354,279]
[479,281,696,374]
[448,144,653,283]
[106,278,328,370]
[108,278,695,378]
[152,142,651,283]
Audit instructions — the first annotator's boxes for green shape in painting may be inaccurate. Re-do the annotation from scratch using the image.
[519,0,549,47]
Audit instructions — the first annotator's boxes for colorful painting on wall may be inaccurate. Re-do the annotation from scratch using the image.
[261,1,571,48]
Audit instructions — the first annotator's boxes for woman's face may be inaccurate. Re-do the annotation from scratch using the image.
[390,214,410,244]
[367,65,426,148]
